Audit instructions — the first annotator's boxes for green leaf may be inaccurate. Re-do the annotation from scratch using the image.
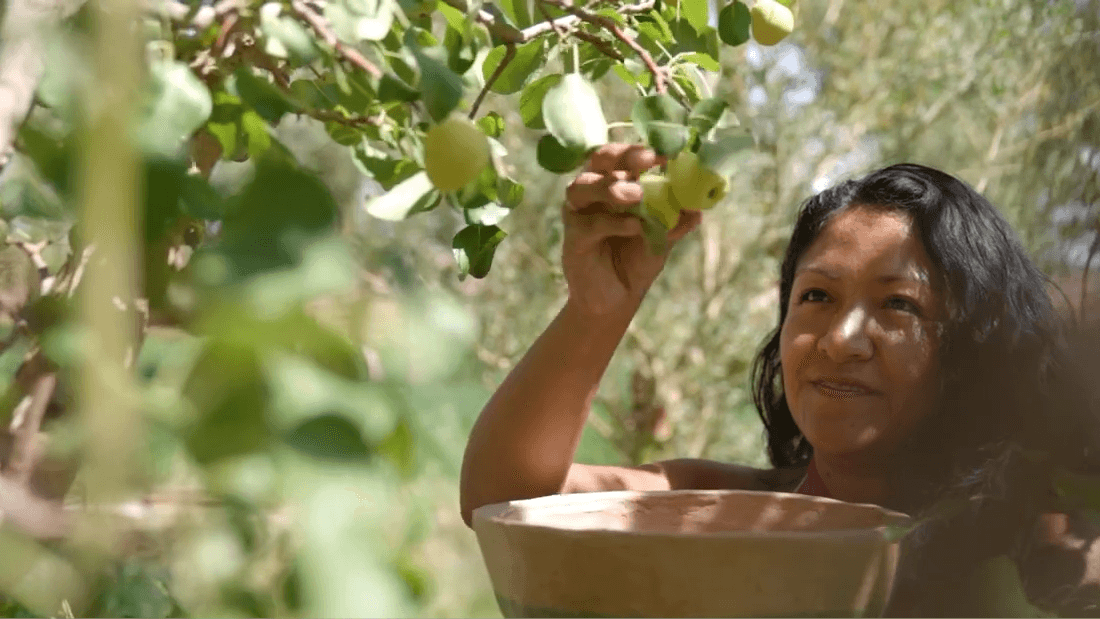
[260,2,318,61]
[438,0,466,31]
[377,72,420,103]
[689,97,729,135]
[183,346,272,465]
[519,73,562,130]
[364,171,441,221]
[326,122,364,146]
[16,124,73,194]
[240,110,273,158]
[631,94,689,156]
[452,224,506,280]
[285,414,372,462]
[137,59,213,156]
[464,201,510,226]
[496,176,524,208]
[718,0,751,46]
[611,63,650,89]
[289,79,336,109]
[408,34,464,122]
[100,561,176,619]
[218,161,340,278]
[681,0,710,36]
[233,68,300,124]
[477,112,505,138]
[495,0,532,28]
[536,134,587,174]
[635,12,675,44]
[481,40,546,95]
[444,24,477,74]
[696,128,754,176]
[682,51,721,72]
[353,146,419,189]
[542,73,608,151]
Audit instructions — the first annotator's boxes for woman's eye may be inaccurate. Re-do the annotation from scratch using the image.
[886,297,922,314]
[799,289,829,303]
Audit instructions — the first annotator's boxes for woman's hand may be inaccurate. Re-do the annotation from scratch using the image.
[562,143,702,317]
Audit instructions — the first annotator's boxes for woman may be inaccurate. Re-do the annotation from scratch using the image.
[459,143,1099,615]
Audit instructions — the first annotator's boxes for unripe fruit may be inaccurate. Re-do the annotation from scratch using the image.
[639,174,680,230]
[627,174,681,255]
[751,0,794,46]
[666,151,729,211]
[424,113,490,192]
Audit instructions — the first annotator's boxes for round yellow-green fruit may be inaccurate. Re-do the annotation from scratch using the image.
[424,113,490,192]
[639,174,680,230]
[751,0,794,46]
[666,151,729,211]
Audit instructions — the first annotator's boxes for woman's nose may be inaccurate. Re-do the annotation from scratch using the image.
[818,305,874,361]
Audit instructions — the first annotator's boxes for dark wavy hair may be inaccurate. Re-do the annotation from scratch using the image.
[748,163,1096,613]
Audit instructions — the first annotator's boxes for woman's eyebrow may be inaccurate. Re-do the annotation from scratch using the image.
[795,265,932,286]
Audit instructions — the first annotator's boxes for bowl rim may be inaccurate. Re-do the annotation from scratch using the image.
[472,488,912,542]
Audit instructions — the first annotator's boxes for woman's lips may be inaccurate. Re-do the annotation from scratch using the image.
[812,380,877,396]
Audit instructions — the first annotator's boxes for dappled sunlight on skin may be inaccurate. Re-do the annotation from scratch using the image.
[780,205,946,503]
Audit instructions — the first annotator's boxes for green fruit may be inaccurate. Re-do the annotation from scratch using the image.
[751,0,794,46]
[627,174,680,255]
[666,151,730,211]
[424,113,490,192]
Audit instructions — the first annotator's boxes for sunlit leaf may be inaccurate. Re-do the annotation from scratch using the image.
[233,68,301,124]
[682,51,721,72]
[681,0,710,36]
[408,33,464,122]
[536,134,587,174]
[137,59,213,156]
[481,40,546,95]
[364,171,441,221]
[631,94,689,156]
[542,73,608,151]
[689,97,729,135]
[472,112,502,138]
[519,73,562,130]
[452,224,506,279]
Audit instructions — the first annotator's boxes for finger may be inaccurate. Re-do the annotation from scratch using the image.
[620,146,665,179]
[565,171,638,211]
[567,211,644,251]
[585,143,636,173]
[667,210,702,244]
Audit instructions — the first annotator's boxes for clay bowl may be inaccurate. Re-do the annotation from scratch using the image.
[472,489,911,618]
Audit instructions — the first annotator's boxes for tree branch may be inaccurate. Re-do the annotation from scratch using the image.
[469,43,515,119]
[440,0,655,47]
[540,0,665,93]
[288,0,382,79]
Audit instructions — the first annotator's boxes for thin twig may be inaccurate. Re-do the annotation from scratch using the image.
[306,108,384,127]
[289,0,382,79]
[541,0,665,93]
[469,43,515,119]
[572,29,624,61]
[441,0,655,45]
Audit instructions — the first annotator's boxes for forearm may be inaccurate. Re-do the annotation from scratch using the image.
[459,297,640,526]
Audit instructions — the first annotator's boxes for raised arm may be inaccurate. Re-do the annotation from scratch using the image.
[458,144,705,527]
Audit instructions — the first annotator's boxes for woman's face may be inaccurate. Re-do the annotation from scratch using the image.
[780,205,947,464]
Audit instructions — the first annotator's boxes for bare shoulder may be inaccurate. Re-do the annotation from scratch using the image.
[562,458,806,494]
